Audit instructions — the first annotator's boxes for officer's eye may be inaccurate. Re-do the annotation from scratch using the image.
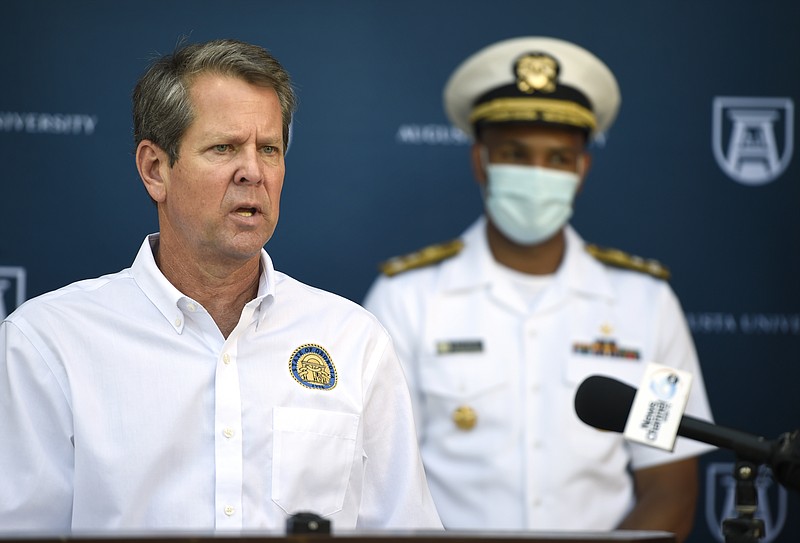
[493,146,528,162]
[549,152,578,167]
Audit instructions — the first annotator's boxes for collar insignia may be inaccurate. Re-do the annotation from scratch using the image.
[515,52,559,94]
[380,239,464,277]
[585,244,671,280]
[290,344,337,390]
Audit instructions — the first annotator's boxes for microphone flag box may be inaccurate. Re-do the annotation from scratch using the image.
[623,362,693,451]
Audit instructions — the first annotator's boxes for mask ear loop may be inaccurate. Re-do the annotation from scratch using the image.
[479,145,490,170]
[477,145,491,201]
[575,153,587,178]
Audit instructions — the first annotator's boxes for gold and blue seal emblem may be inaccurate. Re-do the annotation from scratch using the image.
[290,344,337,390]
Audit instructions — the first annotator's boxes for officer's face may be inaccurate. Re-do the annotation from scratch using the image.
[472,123,590,186]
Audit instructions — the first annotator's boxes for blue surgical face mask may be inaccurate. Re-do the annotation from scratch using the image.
[483,163,581,246]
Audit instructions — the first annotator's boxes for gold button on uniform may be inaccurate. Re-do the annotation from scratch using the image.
[453,405,478,431]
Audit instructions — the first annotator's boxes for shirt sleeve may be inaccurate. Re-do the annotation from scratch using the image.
[628,283,716,470]
[354,326,442,530]
[0,318,74,531]
[363,276,426,439]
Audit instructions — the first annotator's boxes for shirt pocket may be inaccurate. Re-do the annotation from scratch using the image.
[419,353,507,402]
[271,406,360,517]
[563,355,643,463]
[417,354,510,453]
[564,354,644,389]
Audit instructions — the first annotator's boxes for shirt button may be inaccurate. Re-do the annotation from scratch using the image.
[186,303,197,312]
[224,506,235,516]
[223,353,231,365]
[223,427,235,439]
[174,317,182,327]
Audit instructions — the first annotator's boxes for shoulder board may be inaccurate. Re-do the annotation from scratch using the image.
[585,244,671,280]
[379,239,464,277]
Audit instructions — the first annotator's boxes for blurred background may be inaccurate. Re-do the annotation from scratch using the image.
[1,1,798,540]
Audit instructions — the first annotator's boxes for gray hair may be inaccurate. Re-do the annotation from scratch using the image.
[133,38,297,165]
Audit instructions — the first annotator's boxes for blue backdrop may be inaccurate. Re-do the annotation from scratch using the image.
[1,2,798,541]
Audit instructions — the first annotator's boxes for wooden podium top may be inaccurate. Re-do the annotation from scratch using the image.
[0,530,676,543]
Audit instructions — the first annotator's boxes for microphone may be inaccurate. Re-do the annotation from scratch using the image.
[574,375,800,492]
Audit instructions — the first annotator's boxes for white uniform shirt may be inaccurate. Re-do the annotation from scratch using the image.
[0,235,442,534]
[364,217,714,531]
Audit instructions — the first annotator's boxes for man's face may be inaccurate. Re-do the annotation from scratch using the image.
[156,73,285,266]
[475,123,588,178]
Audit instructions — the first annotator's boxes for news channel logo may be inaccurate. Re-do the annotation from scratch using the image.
[648,368,682,401]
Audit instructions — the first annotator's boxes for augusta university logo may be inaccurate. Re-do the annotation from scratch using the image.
[0,267,26,320]
[706,462,788,542]
[712,97,794,186]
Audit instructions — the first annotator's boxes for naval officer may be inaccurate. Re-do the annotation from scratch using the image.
[364,36,714,542]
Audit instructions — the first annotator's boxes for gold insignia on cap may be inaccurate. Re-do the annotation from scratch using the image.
[453,405,478,431]
[585,244,671,281]
[379,239,464,277]
[515,53,558,94]
[469,97,596,132]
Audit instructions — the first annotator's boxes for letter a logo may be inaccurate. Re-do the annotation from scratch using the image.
[712,97,794,186]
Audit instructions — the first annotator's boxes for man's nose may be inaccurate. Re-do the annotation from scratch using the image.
[234,147,264,185]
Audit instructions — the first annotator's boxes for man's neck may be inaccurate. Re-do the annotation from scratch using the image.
[155,239,261,338]
[485,220,567,275]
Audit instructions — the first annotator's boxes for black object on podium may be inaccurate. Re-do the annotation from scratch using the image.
[286,512,331,535]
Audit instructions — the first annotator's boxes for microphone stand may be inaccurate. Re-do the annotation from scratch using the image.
[713,427,800,542]
[721,458,765,543]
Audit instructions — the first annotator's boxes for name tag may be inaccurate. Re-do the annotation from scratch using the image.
[436,340,483,354]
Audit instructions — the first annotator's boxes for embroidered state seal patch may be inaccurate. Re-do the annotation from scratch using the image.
[289,344,337,390]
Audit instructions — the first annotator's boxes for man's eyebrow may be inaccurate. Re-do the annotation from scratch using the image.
[198,130,239,141]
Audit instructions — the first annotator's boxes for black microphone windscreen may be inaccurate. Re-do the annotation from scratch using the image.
[574,375,637,432]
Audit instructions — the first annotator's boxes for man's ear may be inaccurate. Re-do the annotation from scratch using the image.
[136,140,169,203]
[470,143,488,186]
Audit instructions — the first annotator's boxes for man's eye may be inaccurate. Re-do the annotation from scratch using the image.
[213,144,231,153]
[550,154,576,166]
[494,148,526,161]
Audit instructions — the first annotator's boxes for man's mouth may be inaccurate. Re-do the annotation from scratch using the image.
[235,207,258,217]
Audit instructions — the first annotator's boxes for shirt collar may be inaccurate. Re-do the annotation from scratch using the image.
[562,225,616,301]
[439,216,616,301]
[130,234,277,333]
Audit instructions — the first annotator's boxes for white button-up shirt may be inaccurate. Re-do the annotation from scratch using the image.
[364,217,714,531]
[0,235,442,534]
